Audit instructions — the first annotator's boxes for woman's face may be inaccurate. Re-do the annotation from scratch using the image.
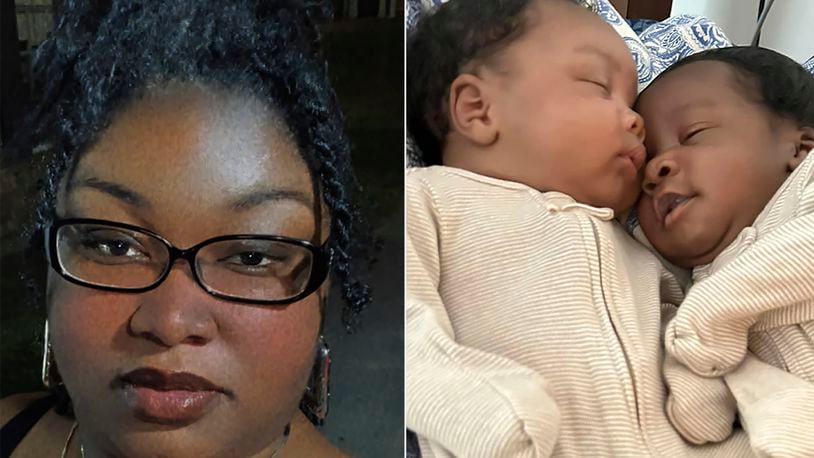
[47,84,324,457]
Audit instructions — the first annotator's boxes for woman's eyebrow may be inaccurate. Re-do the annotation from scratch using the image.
[228,188,312,211]
[70,176,150,208]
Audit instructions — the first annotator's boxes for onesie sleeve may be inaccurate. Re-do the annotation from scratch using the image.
[405,172,561,458]
[723,354,814,457]
[660,304,737,445]
[665,213,814,377]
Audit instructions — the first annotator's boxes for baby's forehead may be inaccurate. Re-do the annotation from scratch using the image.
[639,62,752,112]
[514,2,633,63]
[651,61,739,88]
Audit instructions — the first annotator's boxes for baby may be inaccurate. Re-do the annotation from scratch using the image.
[406,0,756,456]
[636,46,814,455]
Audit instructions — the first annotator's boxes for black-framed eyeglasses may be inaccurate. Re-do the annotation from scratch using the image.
[44,218,332,305]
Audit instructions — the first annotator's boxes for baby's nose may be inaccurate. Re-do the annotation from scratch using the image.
[642,157,678,195]
[625,109,646,143]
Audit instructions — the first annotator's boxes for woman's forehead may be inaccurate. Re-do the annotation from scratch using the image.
[60,84,318,238]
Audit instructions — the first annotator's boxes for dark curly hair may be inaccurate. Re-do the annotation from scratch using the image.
[16,0,370,334]
[646,46,814,127]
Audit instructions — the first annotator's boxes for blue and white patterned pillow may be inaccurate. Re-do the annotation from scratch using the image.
[592,0,654,91]
[628,18,658,35]
[593,3,732,89]
[804,55,814,74]
[639,14,731,80]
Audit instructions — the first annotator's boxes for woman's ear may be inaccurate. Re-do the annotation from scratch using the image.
[788,126,814,172]
[447,73,499,147]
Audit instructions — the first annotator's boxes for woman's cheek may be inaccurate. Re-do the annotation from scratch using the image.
[48,276,130,381]
[228,295,321,419]
[235,295,320,378]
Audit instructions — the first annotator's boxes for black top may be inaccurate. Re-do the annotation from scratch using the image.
[406,429,422,458]
[1,394,56,458]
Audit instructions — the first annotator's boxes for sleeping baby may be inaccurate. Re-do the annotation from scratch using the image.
[636,46,814,456]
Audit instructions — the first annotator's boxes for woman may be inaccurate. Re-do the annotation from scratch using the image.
[0,1,369,456]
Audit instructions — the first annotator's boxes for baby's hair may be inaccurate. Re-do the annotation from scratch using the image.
[407,0,596,165]
[652,46,814,127]
[17,0,370,328]
[407,0,538,165]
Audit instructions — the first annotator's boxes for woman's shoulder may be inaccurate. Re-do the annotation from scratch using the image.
[0,392,50,425]
[1,392,73,457]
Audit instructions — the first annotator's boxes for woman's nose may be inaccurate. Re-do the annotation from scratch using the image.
[127,266,218,348]
[642,155,679,195]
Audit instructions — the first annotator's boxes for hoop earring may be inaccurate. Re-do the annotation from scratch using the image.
[42,320,63,388]
[300,335,331,426]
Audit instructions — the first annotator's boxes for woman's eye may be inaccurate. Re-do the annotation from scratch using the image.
[236,251,273,267]
[100,239,130,256]
[224,251,287,269]
[79,233,147,259]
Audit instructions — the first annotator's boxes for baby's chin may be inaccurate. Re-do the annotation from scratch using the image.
[583,185,640,216]
[642,223,728,269]
[662,247,718,270]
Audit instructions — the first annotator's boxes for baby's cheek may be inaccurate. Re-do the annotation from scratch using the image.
[636,197,660,239]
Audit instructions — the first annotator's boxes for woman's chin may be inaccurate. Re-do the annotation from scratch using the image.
[77,403,226,456]
[87,427,228,458]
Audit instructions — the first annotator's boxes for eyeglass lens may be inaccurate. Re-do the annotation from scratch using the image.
[55,223,314,301]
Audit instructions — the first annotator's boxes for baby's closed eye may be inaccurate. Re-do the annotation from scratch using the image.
[582,78,611,94]
[680,124,716,143]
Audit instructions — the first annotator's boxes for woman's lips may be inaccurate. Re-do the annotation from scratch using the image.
[124,386,220,425]
[116,368,230,425]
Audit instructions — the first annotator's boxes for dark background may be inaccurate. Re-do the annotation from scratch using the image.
[0,1,404,456]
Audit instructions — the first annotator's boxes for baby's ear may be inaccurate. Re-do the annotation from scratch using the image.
[788,126,814,171]
[447,73,498,146]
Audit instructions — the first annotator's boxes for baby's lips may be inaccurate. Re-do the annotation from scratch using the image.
[622,144,646,171]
